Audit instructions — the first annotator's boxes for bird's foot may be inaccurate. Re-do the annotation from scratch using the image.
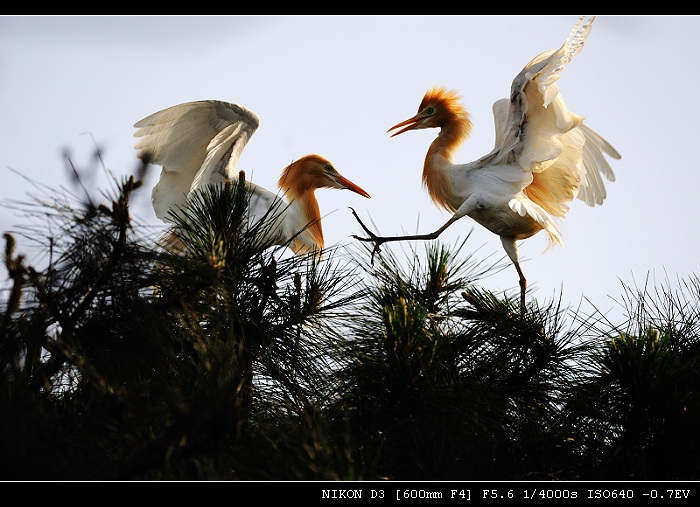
[349,207,385,263]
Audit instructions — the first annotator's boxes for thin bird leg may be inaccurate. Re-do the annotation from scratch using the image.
[515,264,527,310]
[350,207,460,263]
[500,236,527,311]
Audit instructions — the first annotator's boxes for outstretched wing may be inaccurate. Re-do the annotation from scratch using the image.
[133,100,260,221]
[489,16,620,221]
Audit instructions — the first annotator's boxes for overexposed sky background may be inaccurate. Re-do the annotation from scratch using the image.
[1,15,698,325]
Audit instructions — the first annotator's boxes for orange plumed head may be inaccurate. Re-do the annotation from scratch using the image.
[278,155,370,199]
[277,155,370,251]
[390,86,472,151]
[418,86,472,145]
[388,87,473,213]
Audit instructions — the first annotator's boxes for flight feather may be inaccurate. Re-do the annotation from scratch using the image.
[133,100,260,221]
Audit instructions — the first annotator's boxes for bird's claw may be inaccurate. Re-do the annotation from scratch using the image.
[349,207,383,263]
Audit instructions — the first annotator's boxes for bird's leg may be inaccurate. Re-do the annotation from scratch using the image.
[351,197,480,262]
[517,267,527,310]
[500,236,527,311]
[350,207,461,263]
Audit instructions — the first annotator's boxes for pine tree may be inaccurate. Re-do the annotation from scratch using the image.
[2,156,700,480]
[0,163,364,479]
[327,240,586,479]
[562,277,700,479]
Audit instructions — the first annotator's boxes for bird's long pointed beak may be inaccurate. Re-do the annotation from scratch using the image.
[334,174,371,199]
[388,114,423,137]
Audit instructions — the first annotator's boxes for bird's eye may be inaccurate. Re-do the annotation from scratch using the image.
[425,106,435,115]
[324,164,335,173]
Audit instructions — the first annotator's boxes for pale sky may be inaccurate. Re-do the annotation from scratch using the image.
[2,15,698,325]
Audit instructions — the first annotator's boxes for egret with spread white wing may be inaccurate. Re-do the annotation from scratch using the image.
[134,100,370,255]
[353,16,620,308]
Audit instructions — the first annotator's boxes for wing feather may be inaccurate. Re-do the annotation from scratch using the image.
[133,100,259,221]
[488,16,619,226]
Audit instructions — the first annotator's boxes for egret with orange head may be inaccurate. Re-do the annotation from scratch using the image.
[133,100,370,255]
[353,16,620,309]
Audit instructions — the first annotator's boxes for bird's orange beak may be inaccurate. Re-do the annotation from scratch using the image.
[334,174,371,199]
[388,114,425,137]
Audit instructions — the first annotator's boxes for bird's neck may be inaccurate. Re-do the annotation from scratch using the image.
[285,186,324,250]
[422,118,471,212]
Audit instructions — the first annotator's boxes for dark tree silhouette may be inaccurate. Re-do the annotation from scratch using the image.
[1,159,699,480]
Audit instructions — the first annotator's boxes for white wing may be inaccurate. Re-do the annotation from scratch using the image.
[133,100,260,221]
[488,16,620,220]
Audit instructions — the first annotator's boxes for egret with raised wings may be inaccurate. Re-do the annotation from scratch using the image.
[133,100,370,255]
[353,16,620,308]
